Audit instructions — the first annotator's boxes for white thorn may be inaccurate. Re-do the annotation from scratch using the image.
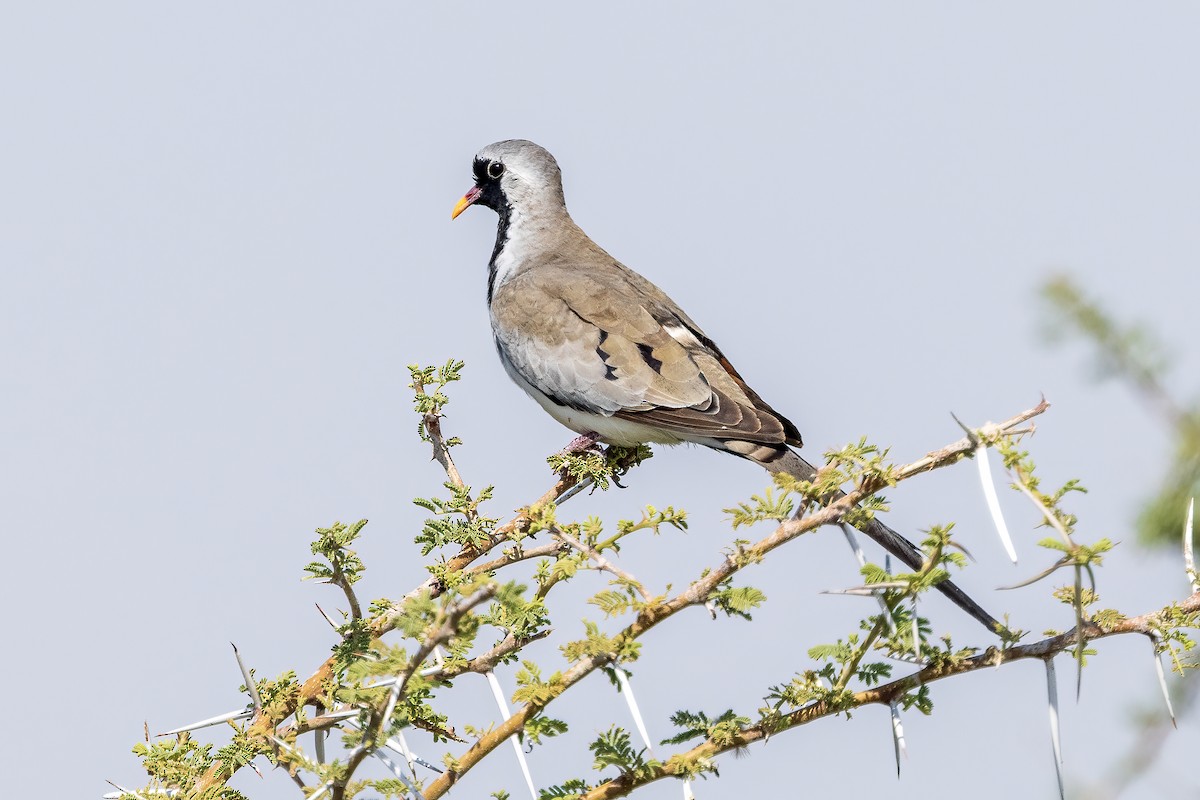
[230,643,262,714]
[840,524,894,632]
[269,735,298,755]
[975,441,1018,563]
[556,476,594,504]
[614,667,655,756]
[103,781,150,800]
[372,749,427,800]
[1148,634,1177,728]
[380,673,405,740]
[841,523,868,567]
[158,708,252,736]
[1045,659,1065,800]
[315,603,340,630]
[362,669,441,690]
[1184,497,1197,592]
[314,727,326,764]
[821,583,909,597]
[486,671,537,800]
[889,701,907,777]
[404,752,444,775]
[316,708,360,722]
[307,781,334,800]
[345,720,444,773]
[614,667,693,800]
[396,729,420,778]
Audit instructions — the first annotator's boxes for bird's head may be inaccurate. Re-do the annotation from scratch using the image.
[452,139,566,220]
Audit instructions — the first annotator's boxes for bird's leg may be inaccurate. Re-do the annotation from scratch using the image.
[561,431,604,455]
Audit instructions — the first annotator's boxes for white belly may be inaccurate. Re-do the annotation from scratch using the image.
[498,347,685,447]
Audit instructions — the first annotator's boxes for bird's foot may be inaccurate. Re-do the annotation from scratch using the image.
[552,433,637,493]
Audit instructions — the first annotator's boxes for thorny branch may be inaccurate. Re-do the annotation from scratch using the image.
[190,397,1101,800]
[576,591,1200,800]
[419,400,1051,798]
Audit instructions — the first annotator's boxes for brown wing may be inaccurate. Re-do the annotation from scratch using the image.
[492,261,802,448]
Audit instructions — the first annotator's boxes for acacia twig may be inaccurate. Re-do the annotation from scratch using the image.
[577,591,1200,800]
[331,584,497,800]
[411,373,466,491]
[552,524,652,603]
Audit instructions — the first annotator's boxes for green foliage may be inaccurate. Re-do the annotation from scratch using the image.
[523,712,569,747]
[547,447,610,487]
[413,482,498,555]
[721,537,757,569]
[899,685,933,715]
[762,669,851,717]
[706,582,767,620]
[256,671,299,720]
[372,779,426,799]
[482,581,551,641]
[907,629,978,674]
[589,726,659,779]
[1151,603,1200,675]
[340,643,408,706]
[391,674,454,742]
[1090,608,1126,628]
[512,660,565,706]
[768,439,897,514]
[548,444,653,491]
[1042,275,1200,547]
[725,487,793,529]
[409,359,465,440]
[616,504,688,538]
[561,620,641,664]
[994,431,1117,676]
[539,778,591,799]
[389,591,438,638]
[996,437,1087,543]
[662,752,720,782]
[1042,276,1169,381]
[661,709,750,747]
[330,617,373,674]
[133,737,216,793]
[304,519,367,589]
[818,440,896,513]
[192,787,249,800]
[215,729,263,773]
[589,587,638,618]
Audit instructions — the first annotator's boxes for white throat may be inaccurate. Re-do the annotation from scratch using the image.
[488,201,571,297]
[490,205,533,294]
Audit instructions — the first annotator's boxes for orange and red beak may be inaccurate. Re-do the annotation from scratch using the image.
[451,186,482,220]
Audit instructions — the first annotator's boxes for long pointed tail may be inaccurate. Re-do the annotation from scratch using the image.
[762,448,1004,635]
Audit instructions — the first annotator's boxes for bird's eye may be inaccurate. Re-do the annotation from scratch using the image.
[487,161,505,180]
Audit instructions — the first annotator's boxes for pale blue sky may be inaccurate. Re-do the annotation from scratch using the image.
[2,3,1198,799]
